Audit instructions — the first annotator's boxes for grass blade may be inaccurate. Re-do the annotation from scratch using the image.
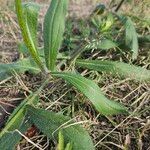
[52,72,128,115]
[43,0,68,71]
[26,105,94,150]
[76,59,150,82]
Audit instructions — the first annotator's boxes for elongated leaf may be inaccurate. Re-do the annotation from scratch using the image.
[76,59,150,82]
[65,143,72,150]
[101,13,114,32]
[43,0,68,71]
[17,42,45,58]
[57,131,72,150]
[52,72,127,115]
[0,95,39,149]
[0,58,40,80]
[26,106,94,150]
[0,76,50,148]
[97,39,118,50]
[15,0,44,70]
[22,2,40,46]
[125,17,139,60]
[18,42,29,54]
[58,131,65,150]
[0,119,30,150]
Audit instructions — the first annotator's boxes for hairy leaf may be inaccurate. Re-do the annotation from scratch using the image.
[26,106,94,150]
[0,119,30,150]
[0,58,40,80]
[97,39,118,50]
[0,77,50,148]
[17,42,45,58]
[76,59,150,82]
[43,0,68,71]
[52,72,128,115]
[15,0,44,70]
[0,95,39,149]
[22,2,40,46]
[125,17,139,60]
[18,42,29,54]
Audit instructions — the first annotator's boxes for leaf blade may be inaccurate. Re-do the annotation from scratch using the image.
[0,95,39,149]
[26,106,94,150]
[43,0,68,71]
[0,119,30,150]
[15,0,44,70]
[76,59,150,82]
[52,72,128,115]
[97,39,118,50]
[0,58,40,80]
[22,2,40,46]
[125,17,139,60]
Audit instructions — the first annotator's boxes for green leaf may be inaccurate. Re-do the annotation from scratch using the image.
[0,58,40,80]
[22,2,40,46]
[65,143,72,150]
[0,95,39,149]
[17,42,45,58]
[0,77,50,149]
[15,0,44,70]
[0,119,30,150]
[125,17,139,60]
[58,131,65,150]
[101,13,114,32]
[43,0,68,71]
[26,105,94,150]
[0,76,50,148]
[97,39,118,50]
[52,72,128,115]
[58,133,72,150]
[17,42,29,54]
[76,59,150,82]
